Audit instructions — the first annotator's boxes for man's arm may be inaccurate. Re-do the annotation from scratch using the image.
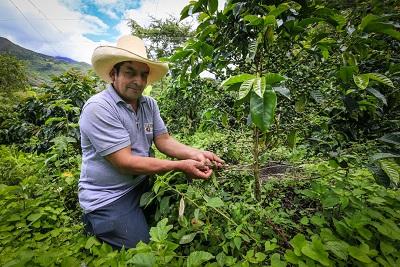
[154,133,224,167]
[105,146,212,179]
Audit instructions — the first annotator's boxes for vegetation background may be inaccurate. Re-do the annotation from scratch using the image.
[0,0,399,266]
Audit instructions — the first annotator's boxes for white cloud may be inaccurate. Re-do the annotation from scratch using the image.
[94,0,118,5]
[115,0,195,35]
[0,0,227,64]
[98,7,119,20]
[0,0,111,63]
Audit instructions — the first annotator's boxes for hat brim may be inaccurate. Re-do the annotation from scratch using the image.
[92,46,169,84]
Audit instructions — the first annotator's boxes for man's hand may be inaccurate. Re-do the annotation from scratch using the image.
[178,159,213,180]
[191,151,224,169]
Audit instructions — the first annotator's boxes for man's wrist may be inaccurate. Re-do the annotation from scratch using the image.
[187,149,202,160]
[172,160,185,172]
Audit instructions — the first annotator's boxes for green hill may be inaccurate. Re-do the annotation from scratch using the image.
[0,37,92,86]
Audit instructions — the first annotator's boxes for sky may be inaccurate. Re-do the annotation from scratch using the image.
[0,0,211,64]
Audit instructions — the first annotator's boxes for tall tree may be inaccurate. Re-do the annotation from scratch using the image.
[129,17,194,59]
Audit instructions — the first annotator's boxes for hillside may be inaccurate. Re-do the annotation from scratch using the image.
[0,37,91,86]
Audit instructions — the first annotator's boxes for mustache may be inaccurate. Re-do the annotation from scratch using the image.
[126,84,144,90]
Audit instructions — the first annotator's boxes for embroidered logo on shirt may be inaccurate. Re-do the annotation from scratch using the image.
[144,122,153,134]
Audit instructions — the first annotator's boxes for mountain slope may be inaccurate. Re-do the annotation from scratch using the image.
[0,37,91,86]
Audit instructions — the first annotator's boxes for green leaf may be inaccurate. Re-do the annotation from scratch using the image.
[274,86,291,99]
[264,15,276,25]
[287,129,297,150]
[208,0,218,15]
[27,213,42,222]
[263,73,286,85]
[169,49,194,62]
[204,196,224,208]
[285,250,301,264]
[140,191,155,207]
[348,245,372,263]
[180,4,192,21]
[290,234,307,256]
[61,257,81,267]
[271,253,286,267]
[246,34,262,63]
[378,27,400,41]
[85,236,101,249]
[255,252,266,263]
[367,88,387,105]
[300,216,309,225]
[237,78,254,101]
[298,17,325,27]
[179,232,198,244]
[339,65,358,83]
[128,252,156,267]
[244,15,263,25]
[294,95,306,113]
[359,14,379,31]
[216,252,236,266]
[268,3,289,17]
[371,152,400,162]
[353,74,369,89]
[380,159,400,186]
[379,132,400,146]
[186,251,214,267]
[370,220,400,240]
[357,227,373,240]
[233,236,242,250]
[310,90,324,104]
[253,77,265,97]
[380,241,395,256]
[325,241,349,260]
[265,240,279,251]
[250,90,277,133]
[150,218,173,242]
[363,20,400,41]
[366,73,394,88]
[334,219,352,238]
[221,74,255,87]
[301,237,330,266]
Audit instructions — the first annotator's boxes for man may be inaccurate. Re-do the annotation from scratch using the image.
[79,35,223,249]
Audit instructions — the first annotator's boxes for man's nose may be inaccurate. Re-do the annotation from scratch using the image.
[134,75,146,86]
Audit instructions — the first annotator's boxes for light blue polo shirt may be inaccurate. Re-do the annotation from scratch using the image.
[78,84,167,213]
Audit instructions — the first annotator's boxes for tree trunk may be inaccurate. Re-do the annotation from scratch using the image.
[253,126,261,201]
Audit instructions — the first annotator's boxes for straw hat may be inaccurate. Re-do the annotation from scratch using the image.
[91,35,169,84]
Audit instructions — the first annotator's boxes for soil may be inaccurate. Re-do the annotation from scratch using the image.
[260,161,296,181]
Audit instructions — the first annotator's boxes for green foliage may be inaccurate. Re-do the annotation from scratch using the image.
[129,17,193,60]
[371,132,400,187]
[0,54,28,95]
[0,69,99,152]
[158,77,241,134]
[0,146,84,266]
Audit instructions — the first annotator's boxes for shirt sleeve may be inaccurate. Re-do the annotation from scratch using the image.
[79,101,131,156]
[151,98,168,137]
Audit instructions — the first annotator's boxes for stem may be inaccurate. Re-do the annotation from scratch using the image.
[64,109,70,167]
[253,126,261,201]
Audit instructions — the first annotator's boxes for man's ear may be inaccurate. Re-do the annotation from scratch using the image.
[109,68,116,82]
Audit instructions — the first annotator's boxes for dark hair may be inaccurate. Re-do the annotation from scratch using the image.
[113,61,129,75]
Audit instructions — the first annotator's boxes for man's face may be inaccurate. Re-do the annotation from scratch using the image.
[111,61,150,104]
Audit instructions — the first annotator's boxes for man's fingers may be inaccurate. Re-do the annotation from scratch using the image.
[204,159,212,167]
[198,168,213,179]
[212,154,224,164]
